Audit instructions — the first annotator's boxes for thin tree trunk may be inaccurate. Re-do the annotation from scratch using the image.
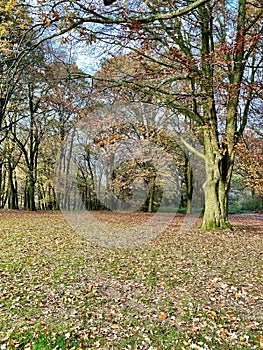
[148,176,156,213]
[28,172,36,211]
[7,160,19,209]
[185,156,193,214]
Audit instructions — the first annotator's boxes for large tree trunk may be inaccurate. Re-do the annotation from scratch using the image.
[200,131,233,230]
[201,164,230,230]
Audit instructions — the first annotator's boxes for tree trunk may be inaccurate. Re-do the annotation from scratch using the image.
[148,176,156,213]
[201,137,232,230]
[201,177,229,230]
[7,161,19,209]
[0,162,5,208]
[28,171,36,211]
[185,155,193,214]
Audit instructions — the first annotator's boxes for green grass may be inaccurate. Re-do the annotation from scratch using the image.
[0,210,262,349]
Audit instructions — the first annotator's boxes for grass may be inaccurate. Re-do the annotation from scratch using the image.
[0,210,262,349]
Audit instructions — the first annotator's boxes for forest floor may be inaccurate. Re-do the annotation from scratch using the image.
[0,210,262,349]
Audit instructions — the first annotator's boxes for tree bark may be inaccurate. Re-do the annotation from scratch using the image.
[148,176,156,213]
[27,170,36,211]
[200,129,233,230]
[201,161,230,230]
[7,160,19,209]
[185,155,193,214]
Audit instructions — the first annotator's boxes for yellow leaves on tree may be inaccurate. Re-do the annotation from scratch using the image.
[0,1,16,38]
[0,0,32,56]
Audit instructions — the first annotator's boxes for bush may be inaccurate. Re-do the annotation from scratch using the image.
[229,194,263,214]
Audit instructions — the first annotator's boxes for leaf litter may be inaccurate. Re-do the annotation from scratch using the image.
[0,210,262,349]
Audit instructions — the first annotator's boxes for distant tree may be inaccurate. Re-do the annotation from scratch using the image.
[235,131,263,198]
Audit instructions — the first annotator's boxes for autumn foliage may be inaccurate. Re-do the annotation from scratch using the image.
[236,131,263,197]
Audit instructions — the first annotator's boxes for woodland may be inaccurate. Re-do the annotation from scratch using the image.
[0,0,262,229]
[0,1,263,348]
